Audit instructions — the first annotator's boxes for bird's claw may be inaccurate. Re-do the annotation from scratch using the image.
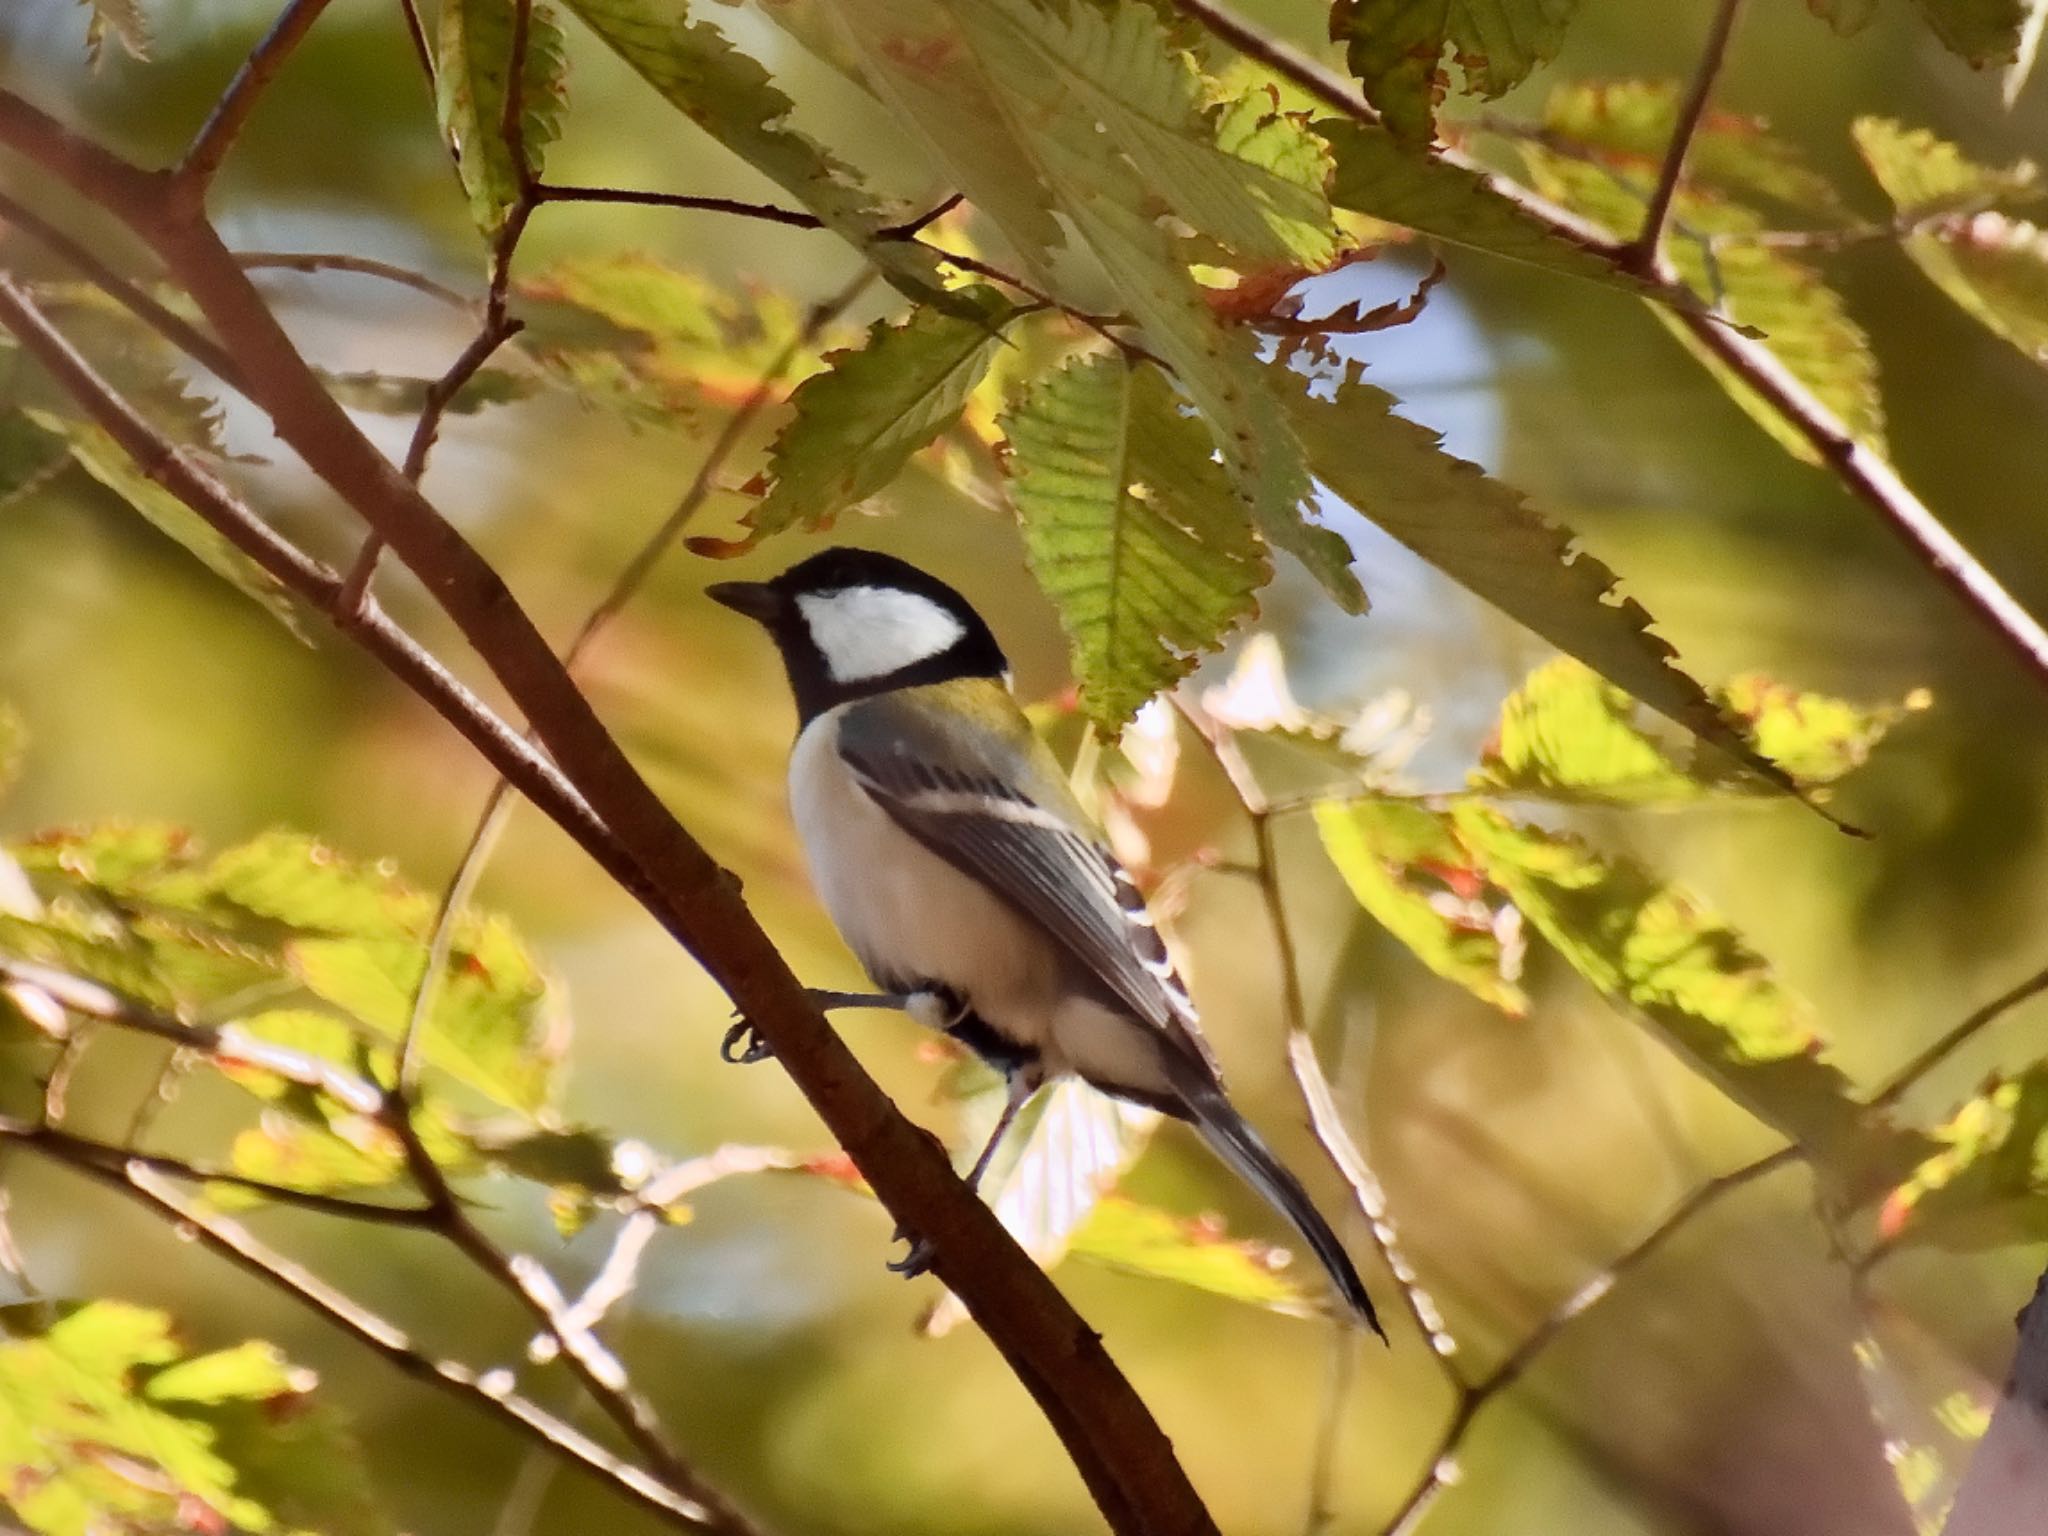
[719,1016,774,1065]
[887,1229,938,1278]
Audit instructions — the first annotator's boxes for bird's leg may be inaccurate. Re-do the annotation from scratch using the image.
[720,989,916,1064]
[888,1072,1035,1278]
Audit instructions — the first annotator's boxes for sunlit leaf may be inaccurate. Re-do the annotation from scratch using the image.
[1855,121,2048,367]
[1067,1196,1320,1314]
[1513,139,1885,463]
[923,1078,1156,1336]
[1315,798,1528,1012]
[225,1114,408,1205]
[696,288,1011,553]
[830,0,1315,531]
[1877,1065,2048,1250]
[1452,806,1874,1156]
[1541,81,1847,216]
[1711,673,1927,786]
[0,1300,390,1536]
[437,0,569,236]
[1331,0,1581,145]
[1005,355,1269,726]
[1282,364,1807,800]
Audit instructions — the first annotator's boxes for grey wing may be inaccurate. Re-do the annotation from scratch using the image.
[836,698,1221,1078]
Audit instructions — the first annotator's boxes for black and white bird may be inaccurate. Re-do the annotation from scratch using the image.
[709,546,1381,1332]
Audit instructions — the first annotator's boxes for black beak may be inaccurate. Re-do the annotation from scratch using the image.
[706,580,782,623]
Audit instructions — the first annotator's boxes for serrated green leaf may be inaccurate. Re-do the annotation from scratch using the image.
[1282,364,1807,799]
[1854,120,2048,367]
[1909,0,2029,65]
[830,0,1316,531]
[0,1301,390,1536]
[1851,117,2039,218]
[1515,138,1886,462]
[1315,798,1528,1012]
[437,0,568,236]
[1542,80,1847,216]
[24,412,302,635]
[1877,1065,2048,1251]
[1006,356,1268,726]
[1067,1196,1320,1314]
[712,288,1011,550]
[1331,0,1580,145]
[1318,119,1651,293]
[561,0,941,299]
[515,254,830,421]
[1451,805,1871,1154]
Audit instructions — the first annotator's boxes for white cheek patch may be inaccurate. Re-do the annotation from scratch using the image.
[796,586,967,683]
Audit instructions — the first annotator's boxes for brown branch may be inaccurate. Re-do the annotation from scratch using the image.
[0,190,247,391]
[0,90,1218,1536]
[1619,0,1746,273]
[177,0,341,191]
[1170,0,2048,701]
[532,183,829,227]
[1942,1265,2048,1536]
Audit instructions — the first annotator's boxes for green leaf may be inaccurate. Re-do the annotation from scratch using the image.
[24,413,302,635]
[0,410,70,507]
[1541,80,1847,216]
[1908,0,2030,66]
[1451,805,1872,1154]
[77,0,150,64]
[1331,0,1581,146]
[1514,138,1886,462]
[829,0,1315,532]
[1315,798,1528,1013]
[1877,1065,2048,1251]
[923,1079,1156,1336]
[1281,364,1809,800]
[560,0,941,299]
[437,0,569,236]
[1318,119,1654,294]
[1471,659,1922,804]
[701,289,1011,552]
[515,255,831,422]
[1849,117,2039,219]
[1005,356,1269,726]
[0,1300,391,1536]
[1854,121,2048,368]
[1067,1196,1321,1315]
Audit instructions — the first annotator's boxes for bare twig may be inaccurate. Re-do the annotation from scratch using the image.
[236,250,474,307]
[0,90,1220,1536]
[177,0,341,191]
[397,0,437,94]
[1867,964,2048,1111]
[1620,0,1747,273]
[532,183,829,227]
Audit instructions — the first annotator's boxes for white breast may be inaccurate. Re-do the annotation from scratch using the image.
[787,707,1064,1049]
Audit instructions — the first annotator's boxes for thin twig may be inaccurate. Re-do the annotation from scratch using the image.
[177,0,340,190]
[235,250,474,307]
[532,183,827,227]
[1866,963,2048,1111]
[1620,0,1747,273]
[397,0,437,93]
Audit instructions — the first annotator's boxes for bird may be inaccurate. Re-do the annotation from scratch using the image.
[708,545,1381,1333]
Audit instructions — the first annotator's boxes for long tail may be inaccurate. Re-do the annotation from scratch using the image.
[1175,1074,1384,1338]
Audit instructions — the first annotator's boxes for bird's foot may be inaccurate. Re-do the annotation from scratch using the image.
[887,1227,937,1278]
[719,1016,774,1065]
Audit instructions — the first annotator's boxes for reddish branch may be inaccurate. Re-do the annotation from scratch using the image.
[0,83,1217,1536]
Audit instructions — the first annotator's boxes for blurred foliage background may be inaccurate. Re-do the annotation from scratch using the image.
[2,0,2048,1533]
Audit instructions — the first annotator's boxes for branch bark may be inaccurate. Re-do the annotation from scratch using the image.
[0,87,1216,1536]
[1942,1267,2048,1536]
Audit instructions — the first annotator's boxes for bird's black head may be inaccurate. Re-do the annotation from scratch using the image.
[707,547,1009,723]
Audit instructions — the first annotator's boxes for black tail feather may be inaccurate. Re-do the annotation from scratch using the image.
[1175,1077,1384,1338]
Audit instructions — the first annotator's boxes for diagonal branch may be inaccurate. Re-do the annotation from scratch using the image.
[1621,0,1747,273]
[177,0,341,191]
[0,89,1219,1536]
